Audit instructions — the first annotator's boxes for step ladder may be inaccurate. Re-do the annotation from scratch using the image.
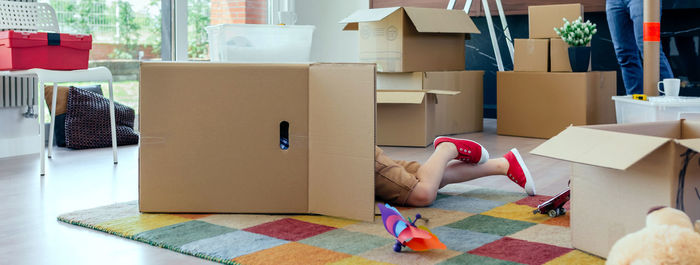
[448,0,514,71]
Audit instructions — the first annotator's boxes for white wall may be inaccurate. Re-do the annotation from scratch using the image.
[1,0,40,158]
[295,0,368,62]
[0,108,39,158]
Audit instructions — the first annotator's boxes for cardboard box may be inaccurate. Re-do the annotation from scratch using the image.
[340,7,480,72]
[377,71,483,147]
[139,62,377,222]
[513,39,549,72]
[529,4,583,39]
[550,38,572,72]
[497,71,616,138]
[531,120,700,257]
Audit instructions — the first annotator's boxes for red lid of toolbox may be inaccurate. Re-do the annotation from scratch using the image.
[0,30,92,50]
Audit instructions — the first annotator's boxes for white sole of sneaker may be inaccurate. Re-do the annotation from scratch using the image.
[434,136,490,165]
[510,148,536,196]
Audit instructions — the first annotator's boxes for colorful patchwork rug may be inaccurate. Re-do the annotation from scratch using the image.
[58,186,605,265]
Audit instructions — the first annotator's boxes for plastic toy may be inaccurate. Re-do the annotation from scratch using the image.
[533,188,570,217]
[377,203,446,252]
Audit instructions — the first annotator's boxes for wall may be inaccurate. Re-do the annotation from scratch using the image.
[295,0,368,62]
[211,0,268,25]
[0,108,39,159]
[371,0,606,14]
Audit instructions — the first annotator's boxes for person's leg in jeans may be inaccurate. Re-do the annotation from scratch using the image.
[607,0,644,94]
[628,0,674,80]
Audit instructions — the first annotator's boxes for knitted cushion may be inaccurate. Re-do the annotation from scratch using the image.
[65,86,139,149]
[44,85,103,147]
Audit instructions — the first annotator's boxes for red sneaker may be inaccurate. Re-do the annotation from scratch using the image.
[433,136,489,164]
[504,148,536,196]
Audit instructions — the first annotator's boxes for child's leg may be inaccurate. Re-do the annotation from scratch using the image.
[439,158,509,188]
[405,142,459,206]
[407,146,535,206]
[407,152,507,206]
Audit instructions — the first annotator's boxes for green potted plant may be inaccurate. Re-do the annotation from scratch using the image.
[554,17,597,72]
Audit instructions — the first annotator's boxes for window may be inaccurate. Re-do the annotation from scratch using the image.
[40,0,162,117]
[36,0,281,120]
[187,0,270,60]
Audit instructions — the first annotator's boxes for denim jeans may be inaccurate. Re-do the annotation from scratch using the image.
[606,0,674,95]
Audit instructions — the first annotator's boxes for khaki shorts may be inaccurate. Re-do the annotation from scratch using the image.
[375,146,421,205]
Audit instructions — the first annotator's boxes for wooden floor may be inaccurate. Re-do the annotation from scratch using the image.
[0,119,571,265]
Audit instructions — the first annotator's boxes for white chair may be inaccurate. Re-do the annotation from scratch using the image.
[0,1,117,176]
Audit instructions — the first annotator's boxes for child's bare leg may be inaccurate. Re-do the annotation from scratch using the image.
[407,156,508,206]
[405,143,458,206]
[439,158,509,188]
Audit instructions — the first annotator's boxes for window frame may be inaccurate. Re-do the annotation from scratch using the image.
[164,0,278,61]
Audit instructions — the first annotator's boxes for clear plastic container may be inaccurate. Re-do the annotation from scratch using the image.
[206,24,315,63]
[612,96,700,124]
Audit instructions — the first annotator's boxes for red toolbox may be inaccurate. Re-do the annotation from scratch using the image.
[0,30,92,71]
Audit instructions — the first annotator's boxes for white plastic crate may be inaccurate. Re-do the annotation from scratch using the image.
[206,24,315,63]
[612,96,700,124]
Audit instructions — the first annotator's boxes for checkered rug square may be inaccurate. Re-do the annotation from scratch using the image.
[58,186,604,265]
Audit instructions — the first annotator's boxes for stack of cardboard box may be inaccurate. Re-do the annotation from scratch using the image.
[498,4,617,139]
[341,7,484,147]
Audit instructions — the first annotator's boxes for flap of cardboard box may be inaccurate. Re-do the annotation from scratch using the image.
[308,63,376,222]
[403,7,479,34]
[426,89,461,95]
[377,72,424,91]
[377,91,425,104]
[676,139,700,153]
[531,126,671,170]
[340,7,402,31]
[340,7,479,34]
[377,90,460,104]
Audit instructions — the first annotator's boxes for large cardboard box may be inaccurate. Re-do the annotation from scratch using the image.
[139,62,377,221]
[550,38,572,72]
[497,71,616,139]
[340,7,480,72]
[376,71,483,147]
[529,4,583,39]
[513,39,549,72]
[531,120,700,257]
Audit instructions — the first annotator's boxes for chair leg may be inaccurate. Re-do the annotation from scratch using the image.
[39,82,46,176]
[48,83,58,159]
[108,80,118,164]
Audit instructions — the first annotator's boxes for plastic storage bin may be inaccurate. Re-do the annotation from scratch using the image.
[0,30,92,70]
[612,96,700,124]
[206,24,315,63]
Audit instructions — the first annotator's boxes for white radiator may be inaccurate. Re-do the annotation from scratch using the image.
[0,76,37,108]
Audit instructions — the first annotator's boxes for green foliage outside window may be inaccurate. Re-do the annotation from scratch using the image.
[46,0,219,59]
[109,1,141,59]
[188,0,211,59]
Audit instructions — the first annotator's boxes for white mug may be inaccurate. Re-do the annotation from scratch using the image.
[658,78,681,97]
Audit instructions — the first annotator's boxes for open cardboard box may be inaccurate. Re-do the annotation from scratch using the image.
[340,7,480,72]
[138,62,376,221]
[377,71,483,147]
[532,120,700,257]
